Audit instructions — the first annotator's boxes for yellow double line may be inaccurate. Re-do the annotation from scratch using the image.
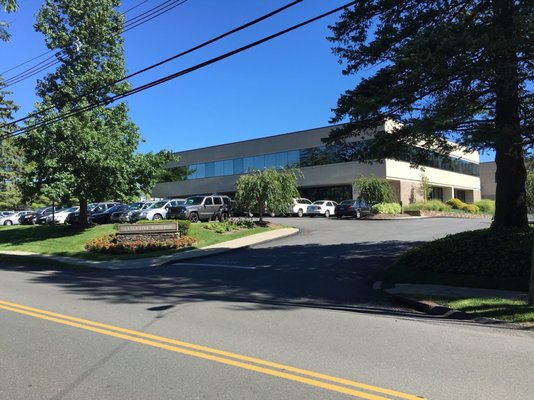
[0,300,424,400]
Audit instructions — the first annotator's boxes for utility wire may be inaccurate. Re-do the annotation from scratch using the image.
[2,0,303,130]
[0,0,152,77]
[1,0,187,87]
[3,1,357,140]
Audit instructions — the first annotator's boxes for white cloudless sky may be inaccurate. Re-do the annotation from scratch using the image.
[2,0,494,161]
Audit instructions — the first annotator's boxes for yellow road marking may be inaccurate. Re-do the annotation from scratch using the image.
[0,300,424,400]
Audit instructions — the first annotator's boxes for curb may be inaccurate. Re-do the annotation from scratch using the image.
[379,282,506,324]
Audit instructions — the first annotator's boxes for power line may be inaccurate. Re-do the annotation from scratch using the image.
[3,1,357,140]
[0,0,150,77]
[2,0,303,130]
[1,0,188,87]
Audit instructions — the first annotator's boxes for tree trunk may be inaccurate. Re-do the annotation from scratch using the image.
[79,197,88,227]
[490,0,528,230]
[530,238,534,305]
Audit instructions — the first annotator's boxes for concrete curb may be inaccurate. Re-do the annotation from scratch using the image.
[0,227,300,271]
[380,283,520,326]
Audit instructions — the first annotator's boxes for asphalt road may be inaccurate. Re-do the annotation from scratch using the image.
[1,217,533,400]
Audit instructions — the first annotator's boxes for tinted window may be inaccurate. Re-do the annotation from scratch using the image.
[214,161,224,177]
[233,159,244,175]
[185,197,204,205]
[150,201,166,209]
[223,197,231,205]
[213,197,222,205]
[205,162,215,177]
[204,197,213,205]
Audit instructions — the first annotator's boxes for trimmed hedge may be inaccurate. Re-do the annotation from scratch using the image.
[371,202,402,214]
[394,228,533,277]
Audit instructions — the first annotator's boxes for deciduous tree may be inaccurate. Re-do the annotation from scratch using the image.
[21,0,171,225]
[327,0,533,230]
[235,168,300,223]
[354,175,396,205]
[0,0,23,210]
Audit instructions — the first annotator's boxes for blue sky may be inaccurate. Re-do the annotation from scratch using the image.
[2,0,494,161]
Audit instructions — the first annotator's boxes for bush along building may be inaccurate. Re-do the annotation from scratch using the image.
[153,123,480,204]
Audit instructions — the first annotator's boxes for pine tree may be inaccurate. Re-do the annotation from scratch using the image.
[327,0,533,229]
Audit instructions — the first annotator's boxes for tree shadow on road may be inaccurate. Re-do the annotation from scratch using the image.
[2,239,499,326]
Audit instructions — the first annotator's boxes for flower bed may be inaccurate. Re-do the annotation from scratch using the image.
[85,233,196,254]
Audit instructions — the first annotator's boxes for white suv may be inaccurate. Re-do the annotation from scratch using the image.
[135,199,185,221]
[288,198,312,217]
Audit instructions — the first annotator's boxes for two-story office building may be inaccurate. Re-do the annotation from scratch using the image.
[153,123,481,204]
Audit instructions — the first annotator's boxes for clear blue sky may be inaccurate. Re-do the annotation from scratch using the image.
[2,0,494,161]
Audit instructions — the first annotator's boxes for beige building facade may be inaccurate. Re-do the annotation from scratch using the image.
[153,124,481,204]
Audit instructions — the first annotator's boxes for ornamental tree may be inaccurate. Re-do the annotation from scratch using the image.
[326,0,533,230]
[235,168,300,223]
[354,175,396,204]
[20,0,172,225]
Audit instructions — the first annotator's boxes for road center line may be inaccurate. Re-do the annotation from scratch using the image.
[0,300,424,400]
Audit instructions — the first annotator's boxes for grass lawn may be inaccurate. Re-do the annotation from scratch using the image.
[409,296,534,324]
[0,221,278,261]
[385,227,533,324]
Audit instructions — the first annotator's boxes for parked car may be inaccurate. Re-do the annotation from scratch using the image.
[168,195,232,222]
[110,202,148,223]
[307,200,338,218]
[0,210,32,226]
[49,206,80,224]
[90,204,129,224]
[133,199,186,221]
[288,198,312,217]
[65,202,120,225]
[334,199,371,219]
[229,200,254,218]
[20,206,57,225]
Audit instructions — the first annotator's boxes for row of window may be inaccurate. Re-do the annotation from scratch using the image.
[184,144,479,180]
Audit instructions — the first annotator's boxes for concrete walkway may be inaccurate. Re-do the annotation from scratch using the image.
[0,228,299,270]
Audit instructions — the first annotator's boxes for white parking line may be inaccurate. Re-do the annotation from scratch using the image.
[171,262,257,270]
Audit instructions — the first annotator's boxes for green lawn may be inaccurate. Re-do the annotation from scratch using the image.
[0,222,276,261]
[411,296,534,324]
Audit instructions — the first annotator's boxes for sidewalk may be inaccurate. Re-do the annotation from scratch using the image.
[0,228,299,270]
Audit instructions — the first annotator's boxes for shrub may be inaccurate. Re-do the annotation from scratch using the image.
[461,204,480,214]
[404,200,451,212]
[394,228,533,277]
[446,198,467,209]
[203,219,256,233]
[85,234,196,254]
[474,199,495,214]
[371,202,401,214]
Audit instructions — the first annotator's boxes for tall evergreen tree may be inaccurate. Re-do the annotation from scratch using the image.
[21,0,171,224]
[327,0,533,229]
